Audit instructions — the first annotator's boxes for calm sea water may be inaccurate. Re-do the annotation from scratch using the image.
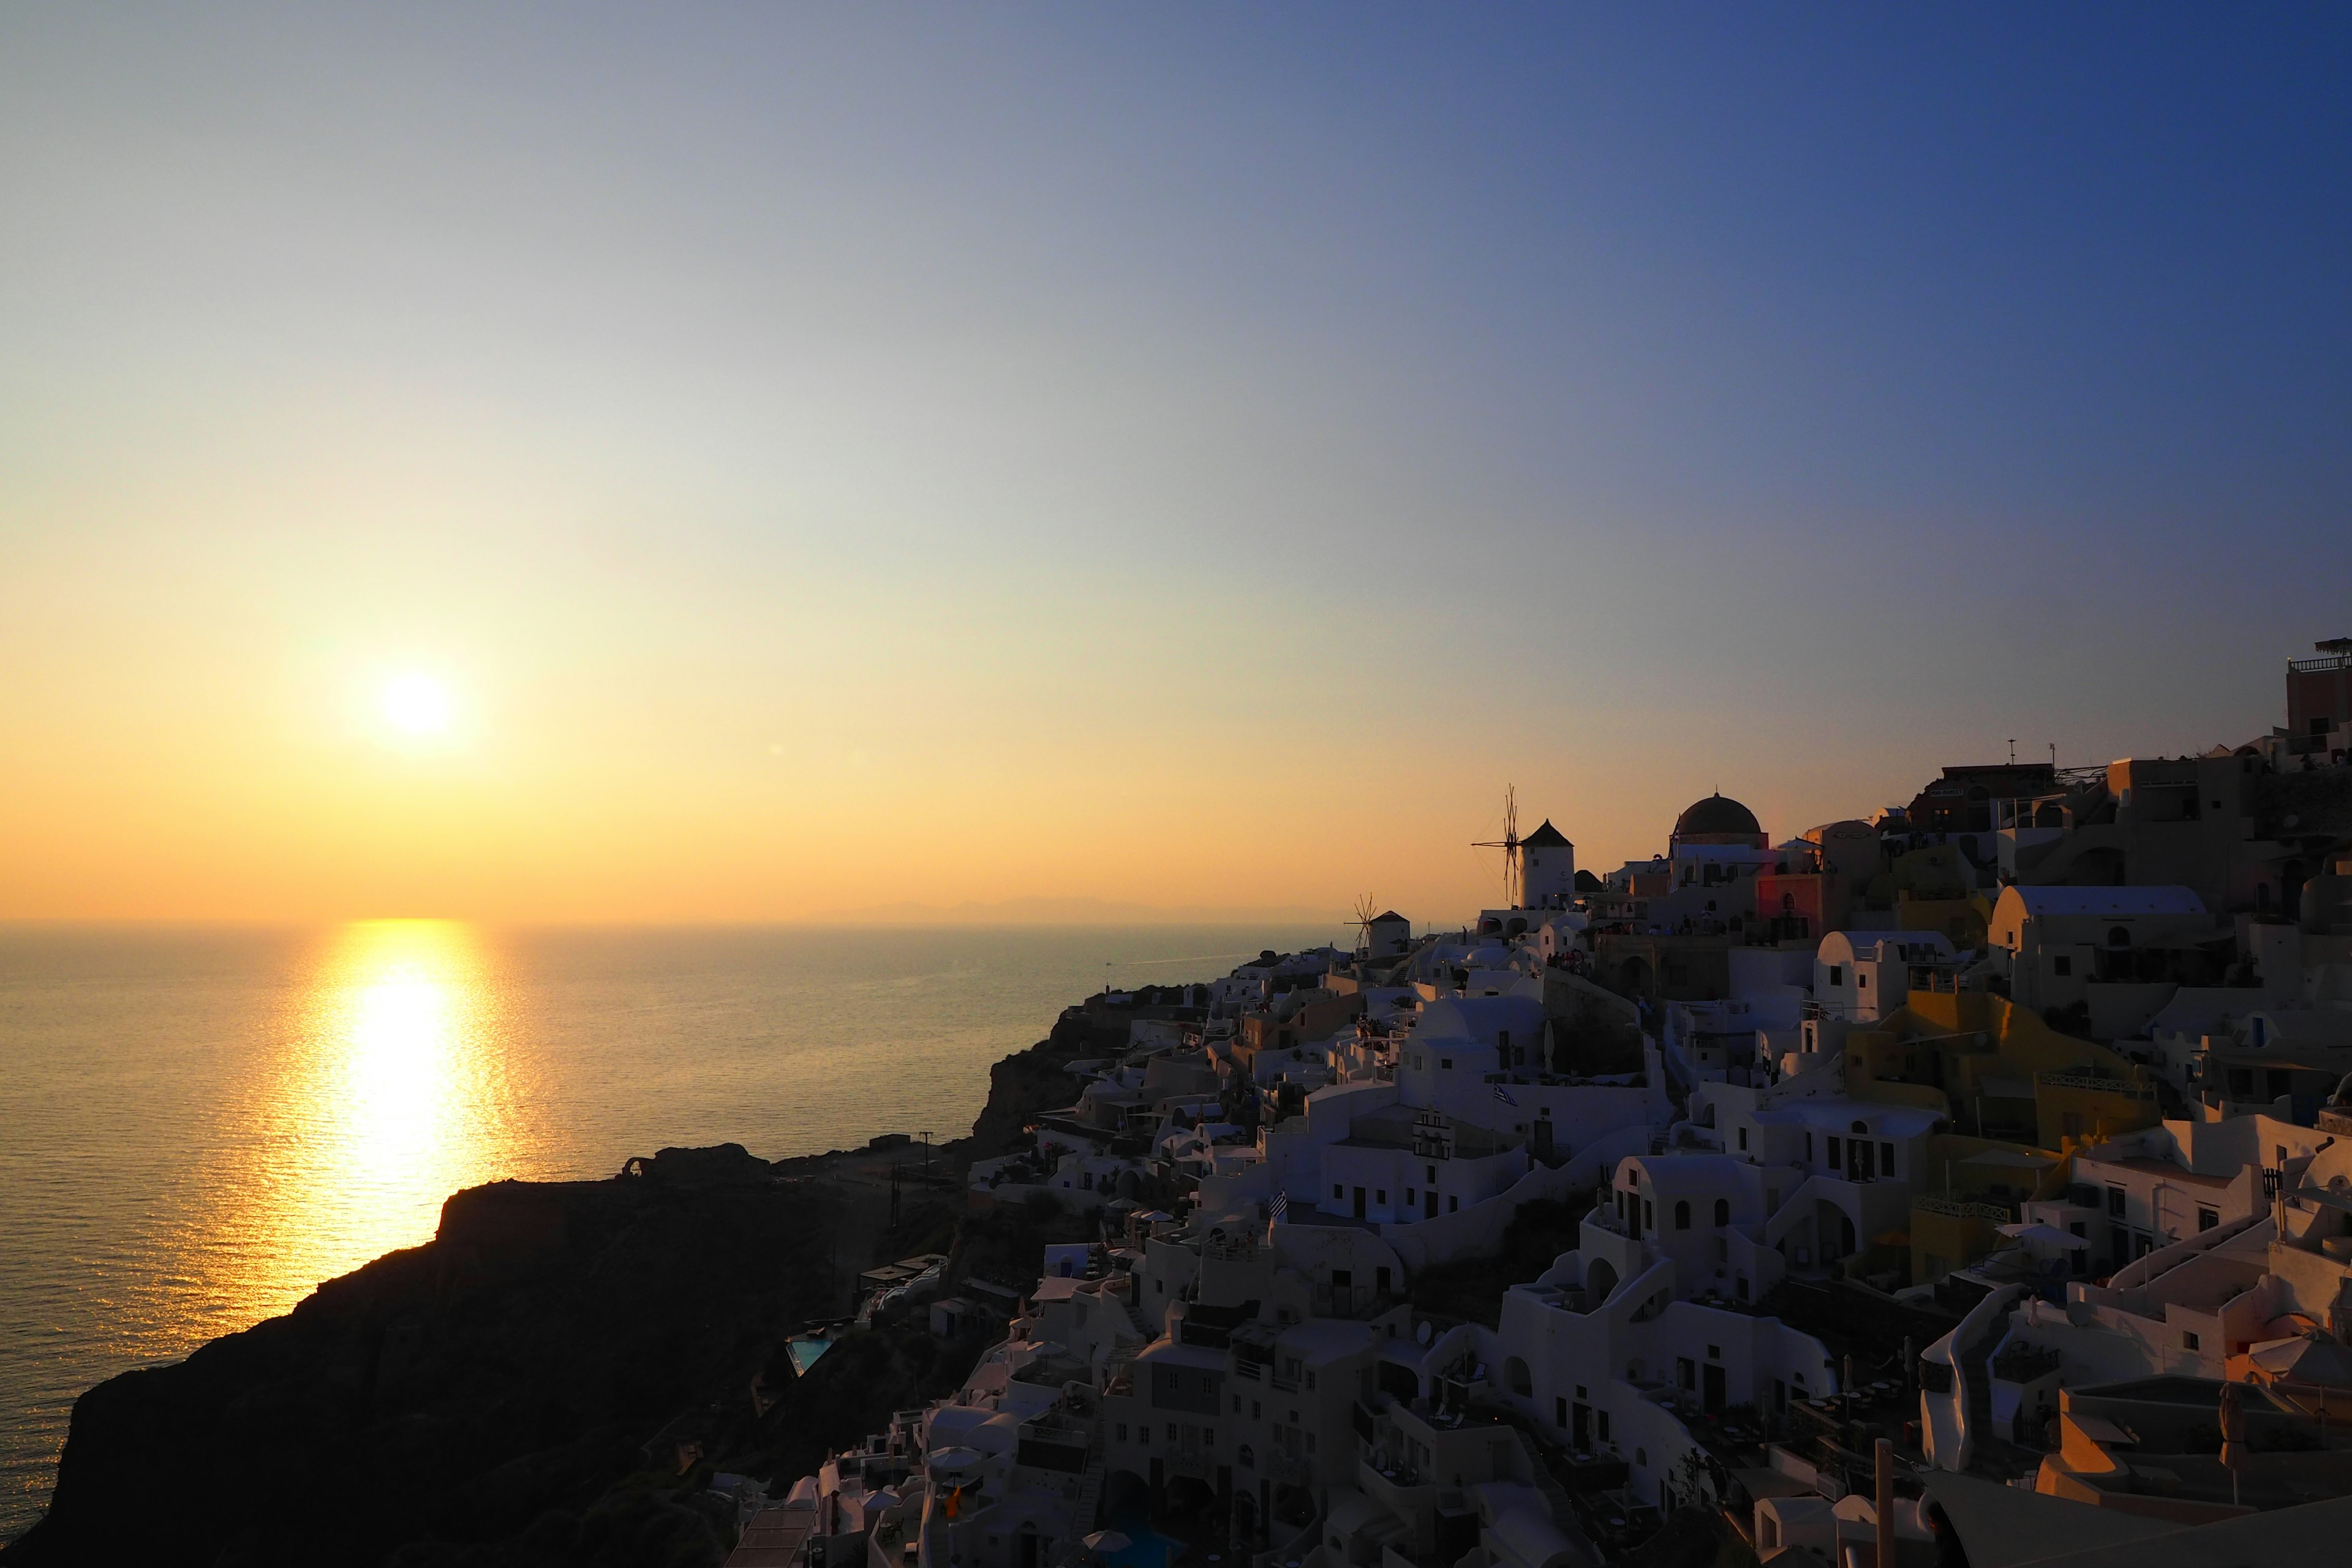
[0,921,1330,1540]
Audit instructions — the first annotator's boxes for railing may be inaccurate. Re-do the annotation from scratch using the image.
[2036,1071,2155,1099]
[1913,1196,2015,1222]
[1261,1450,1316,1487]
[2290,651,2352,674]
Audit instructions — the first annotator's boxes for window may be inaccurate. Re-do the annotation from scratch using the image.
[1826,1136,1841,1167]
[2183,1331,2201,1351]
[1880,1141,1895,1175]
[1642,1199,1653,1229]
[1332,1184,1343,1200]
[2107,1186,2126,1217]
[1441,1057,1453,1070]
[1804,1133,1813,1160]
[1714,1198,1730,1226]
[1597,1411,1610,1442]
[2052,956,2071,977]
[1828,965,1844,986]
[1674,1200,1691,1229]
[1233,1396,1242,1413]
[1376,1189,1387,1205]
[1305,1372,1317,1391]
[1738,1128,1749,1152]
[1404,1188,1416,1205]
[1857,973,1869,989]
[1376,1266,1391,1292]
[1707,1344,1721,1360]
[1450,1196,1460,1213]
[1635,1447,1648,1468]
[2198,1207,2218,1232]
[1238,1444,1254,1468]
[1117,1423,1128,1442]
[1252,1401,1261,1419]
[1166,1424,1177,1442]
[1425,1165,1436,1183]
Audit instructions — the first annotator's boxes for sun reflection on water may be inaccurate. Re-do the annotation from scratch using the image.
[246,920,524,1313]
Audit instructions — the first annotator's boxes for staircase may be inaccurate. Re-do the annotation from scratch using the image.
[1050,1421,1109,1568]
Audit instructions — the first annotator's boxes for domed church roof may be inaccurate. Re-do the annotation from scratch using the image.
[1673,793,1763,840]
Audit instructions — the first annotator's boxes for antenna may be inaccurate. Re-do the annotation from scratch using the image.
[2008,738,2016,764]
[1471,785,1523,909]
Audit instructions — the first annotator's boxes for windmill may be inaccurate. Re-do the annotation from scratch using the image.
[1472,786,1523,908]
[1349,894,1382,956]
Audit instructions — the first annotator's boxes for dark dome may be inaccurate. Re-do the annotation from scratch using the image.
[1673,793,1762,839]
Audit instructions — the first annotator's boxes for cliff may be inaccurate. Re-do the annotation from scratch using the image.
[6,1155,849,1567]
[4,1001,1137,1567]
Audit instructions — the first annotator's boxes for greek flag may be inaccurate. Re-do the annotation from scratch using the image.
[1269,1190,1288,1222]
[1493,1085,1518,1107]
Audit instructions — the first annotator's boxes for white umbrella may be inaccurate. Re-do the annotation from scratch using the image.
[927,1447,984,1475]
[1085,1531,1133,1555]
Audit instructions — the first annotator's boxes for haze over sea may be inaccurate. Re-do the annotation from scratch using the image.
[0,920,1332,1540]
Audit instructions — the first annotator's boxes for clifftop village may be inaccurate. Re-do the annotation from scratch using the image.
[730,643,2352,1568]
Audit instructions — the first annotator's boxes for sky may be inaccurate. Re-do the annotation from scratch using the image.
[3,5,2348,925]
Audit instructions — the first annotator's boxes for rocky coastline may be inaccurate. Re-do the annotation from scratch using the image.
[2,1004,1133,1567]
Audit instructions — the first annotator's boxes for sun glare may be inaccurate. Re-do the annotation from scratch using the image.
[381,673,453,737]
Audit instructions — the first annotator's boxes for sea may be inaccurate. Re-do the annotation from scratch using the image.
[0,920,1334,1541]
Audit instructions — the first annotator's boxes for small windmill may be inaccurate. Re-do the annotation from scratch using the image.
[1349,894,1382,956]
[1472,785,1523,908]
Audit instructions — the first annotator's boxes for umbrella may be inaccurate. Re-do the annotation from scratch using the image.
[927,1447,983,1475]
[1085,1531,1133,1555]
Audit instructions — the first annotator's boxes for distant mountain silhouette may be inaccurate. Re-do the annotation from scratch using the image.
[806,894,1332,926]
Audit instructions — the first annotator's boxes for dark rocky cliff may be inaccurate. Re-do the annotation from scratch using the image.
[6,1155,845,1567]
[3,1003,1135,1568]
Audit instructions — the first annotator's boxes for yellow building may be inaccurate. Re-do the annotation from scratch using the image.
[1895,891,1991,951]
[1839,993,2162,1284]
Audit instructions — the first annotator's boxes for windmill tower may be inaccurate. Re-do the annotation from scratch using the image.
[1351,895,1412,959]
[1472,786,1523,910]
[1520,820,1575,910]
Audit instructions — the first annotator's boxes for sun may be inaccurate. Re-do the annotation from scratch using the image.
[380,673,454,737]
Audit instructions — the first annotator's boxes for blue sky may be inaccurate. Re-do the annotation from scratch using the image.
[3,6,2347,919]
